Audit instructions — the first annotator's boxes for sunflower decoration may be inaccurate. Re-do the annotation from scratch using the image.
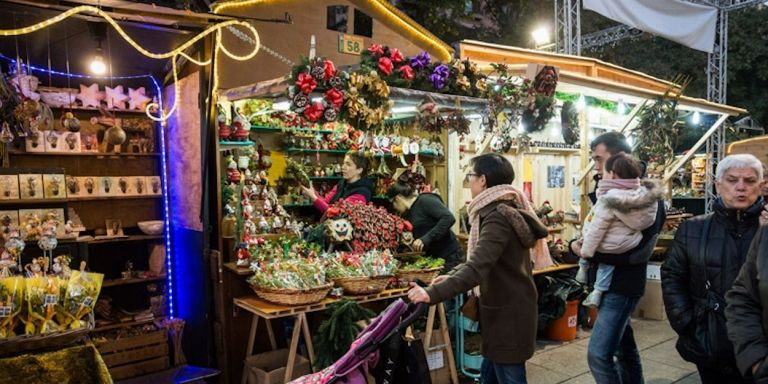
[288,56,348,124]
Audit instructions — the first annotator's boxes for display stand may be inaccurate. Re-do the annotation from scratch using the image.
[423,302,460,384]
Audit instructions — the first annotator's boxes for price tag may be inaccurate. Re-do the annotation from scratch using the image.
[409,142,420,154]
[0,306,11,317]
[44,294,57,305]
[338,34,364,56]
[82,297,94,307]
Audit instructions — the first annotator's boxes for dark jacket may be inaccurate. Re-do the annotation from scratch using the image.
[726,225,768,382]
[662,197,763,366]
[425,200,548,364]
[329,177,374,204]
[405,193,463,266]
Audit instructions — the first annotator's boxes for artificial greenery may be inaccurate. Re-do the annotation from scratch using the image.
[314,299,375,369]
[399,257,445,270]
[560,101,580,145]
[632,75,690,167]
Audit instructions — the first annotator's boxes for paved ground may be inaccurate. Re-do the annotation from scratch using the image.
[460,318,701,383]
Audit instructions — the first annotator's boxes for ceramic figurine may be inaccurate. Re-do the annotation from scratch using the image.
[324,217,354,252]
[235,243,249,267]
[24,257,41,277]
[221,204,237,239]
[218,112,231,141]
[237,155,250,170]
[258,215,270,234]
[226,157,241,184]
[64,220,74,235]
[232,115,249,142]
[272,216,283,232]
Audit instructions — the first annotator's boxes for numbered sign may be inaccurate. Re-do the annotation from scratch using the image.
[338,34,364,56]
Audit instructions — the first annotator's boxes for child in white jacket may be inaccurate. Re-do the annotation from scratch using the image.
[576,153,664,306]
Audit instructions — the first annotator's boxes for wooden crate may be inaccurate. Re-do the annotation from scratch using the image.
[96,329,170,381]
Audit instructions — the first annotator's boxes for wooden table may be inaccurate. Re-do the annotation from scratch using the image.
[234,288,409,384]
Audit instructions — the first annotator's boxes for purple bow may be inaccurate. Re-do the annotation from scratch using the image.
[410,52,431,70]
[430,64,450,90]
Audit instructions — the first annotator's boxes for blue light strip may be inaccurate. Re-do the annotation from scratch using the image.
[0,51,176,318]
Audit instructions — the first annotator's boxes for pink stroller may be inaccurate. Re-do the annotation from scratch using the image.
[290,298,428,384]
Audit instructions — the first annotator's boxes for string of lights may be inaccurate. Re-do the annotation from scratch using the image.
[0,5,261,122]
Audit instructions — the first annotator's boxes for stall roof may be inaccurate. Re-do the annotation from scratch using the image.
[458,40,746,117]
[210,0,453,62]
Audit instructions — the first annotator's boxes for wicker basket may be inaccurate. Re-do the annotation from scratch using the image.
[0,312,94,356]
[332,276,392,295]
[396,267,442,285]
[251,283,333,306]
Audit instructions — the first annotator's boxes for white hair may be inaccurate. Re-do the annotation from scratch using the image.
[715,154,764,181]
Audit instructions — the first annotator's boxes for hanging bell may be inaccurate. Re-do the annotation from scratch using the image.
[0,122,14,144]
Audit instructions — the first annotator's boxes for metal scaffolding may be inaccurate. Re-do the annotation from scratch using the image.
[554,0,581,55]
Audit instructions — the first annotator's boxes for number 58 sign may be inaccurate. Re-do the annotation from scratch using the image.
[338,34,364,55]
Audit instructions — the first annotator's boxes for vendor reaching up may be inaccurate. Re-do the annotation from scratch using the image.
[301,152,374,213]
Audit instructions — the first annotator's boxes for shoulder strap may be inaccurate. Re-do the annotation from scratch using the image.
[699,216,712,288]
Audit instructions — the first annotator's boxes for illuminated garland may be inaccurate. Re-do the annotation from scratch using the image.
[0,5,261,122]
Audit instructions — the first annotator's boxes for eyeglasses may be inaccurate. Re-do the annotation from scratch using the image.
[463,172,478,184]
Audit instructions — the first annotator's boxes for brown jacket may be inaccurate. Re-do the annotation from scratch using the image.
[425,200,548,364]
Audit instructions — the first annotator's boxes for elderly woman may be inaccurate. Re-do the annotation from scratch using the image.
[408,153,548,383]
[662,154,765,384]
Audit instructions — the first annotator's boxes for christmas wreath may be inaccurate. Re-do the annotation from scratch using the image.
[345,71,391,130]
[360,44,414,87]
[288,57,348,124]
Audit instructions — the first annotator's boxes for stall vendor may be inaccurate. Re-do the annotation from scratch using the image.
[301,152,374,213]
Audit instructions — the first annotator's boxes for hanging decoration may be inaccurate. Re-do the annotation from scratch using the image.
[288,57,347,124]
[104,85,129,110]
[632,75,690,168]
[560,101,580,145]
[0,5,261,123]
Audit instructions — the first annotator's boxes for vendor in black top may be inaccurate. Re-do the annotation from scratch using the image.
[301,152,375,214]
[386,175,464,272]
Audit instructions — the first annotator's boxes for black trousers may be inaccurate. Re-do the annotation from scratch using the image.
[697,363,751,384]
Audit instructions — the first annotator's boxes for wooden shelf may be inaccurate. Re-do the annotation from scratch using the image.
[0,195,161,206]
[49,105,149,114]
[93,316,166,333]
[286,148,439,157]
[88,235,164,245]
[224,262,253,276]
[103,275,166,288]
[9,151,160,157]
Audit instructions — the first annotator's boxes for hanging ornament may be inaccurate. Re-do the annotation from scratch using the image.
[0,122,14,144]
[60,112,80,132]
[105,85,129,110]
[128,87,151,111]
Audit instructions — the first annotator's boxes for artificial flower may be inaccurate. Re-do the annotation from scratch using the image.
[346,98,364,118]
[296,73,317,94]
[325,88,344,108]
[400,65,414,80]
[390,48,405,63]
[303,102,324,122]
[323,59,336,81]
[368,44,385,56]
[410,51,431,70]
[378,57,394,76]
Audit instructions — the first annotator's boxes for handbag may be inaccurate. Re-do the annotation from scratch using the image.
[461,292,479,322]
[373,335,431,384]
[694,217,734,364]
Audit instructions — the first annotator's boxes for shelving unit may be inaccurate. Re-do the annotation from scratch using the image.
[94,316,167,333]
[5,104,168,338]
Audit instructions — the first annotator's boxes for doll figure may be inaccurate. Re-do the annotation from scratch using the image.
[257,215,270,234]
[226,157,241,184]
[24,213,41,240]
[218,110,231,141]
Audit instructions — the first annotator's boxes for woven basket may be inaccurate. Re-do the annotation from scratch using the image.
[251,283,333,306]
[332,276,392,295]
[0,312,94,356]
[396,267,442,285]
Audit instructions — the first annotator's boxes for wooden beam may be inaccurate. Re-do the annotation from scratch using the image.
[663,113,729,182]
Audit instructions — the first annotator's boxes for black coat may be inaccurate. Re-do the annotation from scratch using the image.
[726,225,768,382]
[662,197,763,366]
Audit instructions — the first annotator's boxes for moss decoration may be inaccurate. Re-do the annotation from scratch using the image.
[0,345,112,384]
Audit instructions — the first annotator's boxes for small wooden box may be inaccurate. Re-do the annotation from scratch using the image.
[96,328,169,381]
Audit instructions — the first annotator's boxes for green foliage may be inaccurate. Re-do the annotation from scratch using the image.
[314,299,375,369]
[632,77,690,167]
[400,256,445,270]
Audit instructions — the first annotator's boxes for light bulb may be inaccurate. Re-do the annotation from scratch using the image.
[691,111,701,125]
[617,99,627,115]
[576,95,586,111]
[90,53,106,75]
